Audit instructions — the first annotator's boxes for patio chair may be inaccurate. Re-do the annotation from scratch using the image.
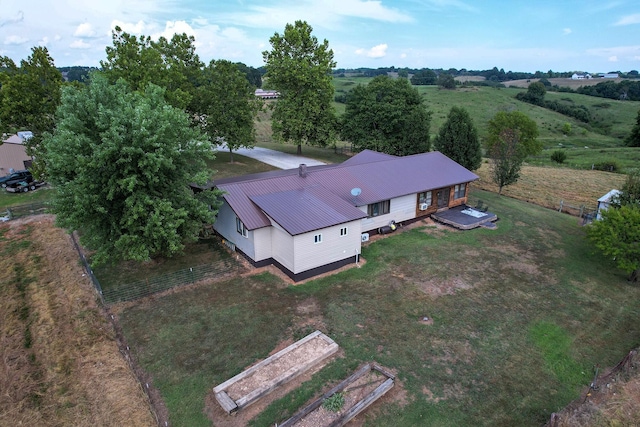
[474,200,484,210]
[481,205,489,213]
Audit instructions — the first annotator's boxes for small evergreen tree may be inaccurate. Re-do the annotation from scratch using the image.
[434,107,481,170]
[626,109,640,147]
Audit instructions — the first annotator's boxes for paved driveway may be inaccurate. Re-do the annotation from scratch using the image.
[215,145,326,169]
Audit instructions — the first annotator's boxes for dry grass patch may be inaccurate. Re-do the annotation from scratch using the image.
[474,163,626,211]
[0,215,155,427]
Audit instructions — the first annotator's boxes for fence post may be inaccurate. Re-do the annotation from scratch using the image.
[559,200,563,212]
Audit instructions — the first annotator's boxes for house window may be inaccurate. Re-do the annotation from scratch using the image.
[236,217,248,238]
[454,183,466,199]
[367,200,390,217]
[314,233,323,244]
[340,227,348,236]
[418,191,432,206]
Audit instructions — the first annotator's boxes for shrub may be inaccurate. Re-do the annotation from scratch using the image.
[593,160,620,172]
[323,392,345,412]
[551,150,567,164]
[561,122,572,135]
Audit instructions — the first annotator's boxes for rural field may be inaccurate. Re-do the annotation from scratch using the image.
[1,74,639,426]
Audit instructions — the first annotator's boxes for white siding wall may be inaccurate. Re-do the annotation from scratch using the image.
[253,227,272,261]
[269,220,295,272]
[212,201,256,260]
[292,220,362,274]
[359,194,417,232]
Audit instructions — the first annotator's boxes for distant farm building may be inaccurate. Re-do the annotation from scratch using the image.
[571,73,592,80]
[255,89,279,99]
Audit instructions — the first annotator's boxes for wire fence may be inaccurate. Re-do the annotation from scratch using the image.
[101,258,242,305]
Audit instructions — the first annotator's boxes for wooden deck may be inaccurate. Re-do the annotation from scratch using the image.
[432,205,498,230]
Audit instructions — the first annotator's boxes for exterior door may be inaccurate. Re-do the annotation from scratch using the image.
[436,188,450,208]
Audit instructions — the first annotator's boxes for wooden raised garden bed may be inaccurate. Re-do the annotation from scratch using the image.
[213,330,339,415]
[278,363,395,427]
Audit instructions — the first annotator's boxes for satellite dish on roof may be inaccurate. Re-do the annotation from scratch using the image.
[351,188,362,197]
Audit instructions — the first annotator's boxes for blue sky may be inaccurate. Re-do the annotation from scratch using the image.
[1,0,639,73]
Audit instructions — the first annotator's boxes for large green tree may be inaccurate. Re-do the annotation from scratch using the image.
[100,26,202,111]
[262,20,337,155]
[341,75,432,156]
[626,109,640,147]
[485,111,540,194]
[194,60,261,162]
[587,204,640,282]
[434,106,481,170]
[437,73,456,89]
[0,47,62,176]
[485,111,541,156]
[43,74,220,265]
[410,69,437,85]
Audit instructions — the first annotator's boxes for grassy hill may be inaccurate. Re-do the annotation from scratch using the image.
[330,76,640,172]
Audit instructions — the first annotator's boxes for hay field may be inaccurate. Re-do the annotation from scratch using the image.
[473,162,626,212]
[0,216,155,427]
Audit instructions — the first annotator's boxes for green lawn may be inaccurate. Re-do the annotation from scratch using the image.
[117,189,640,426]
[0,185,54,210]
[207,150,279,179]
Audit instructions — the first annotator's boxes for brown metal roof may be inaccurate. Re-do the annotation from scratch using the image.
[216,150,479,232]
[250,186,367,235]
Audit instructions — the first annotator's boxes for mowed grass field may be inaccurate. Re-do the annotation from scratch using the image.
[117,189,640,426]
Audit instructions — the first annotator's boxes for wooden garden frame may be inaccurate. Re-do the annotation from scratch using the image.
[278,363,395,427]
[213,330,339,414]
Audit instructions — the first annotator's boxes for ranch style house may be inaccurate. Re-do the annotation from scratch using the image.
[209,150,479,282]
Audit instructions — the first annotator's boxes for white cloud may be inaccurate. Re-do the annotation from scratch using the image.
[355,43,388,58]
[608,55,618,62]
[74,23,96,38]
[70,39,91,49]
[220,0,412,31]
[154,20,196,40]
[4,35,28,45]
[0,11,24,28]
[586,45,640,61]
[38,36,49,46]
[563,28,572,35]
[614,14,640,26]
[110,20,148,35]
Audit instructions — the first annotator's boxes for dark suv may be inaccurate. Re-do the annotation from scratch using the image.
[0,170,33,188]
